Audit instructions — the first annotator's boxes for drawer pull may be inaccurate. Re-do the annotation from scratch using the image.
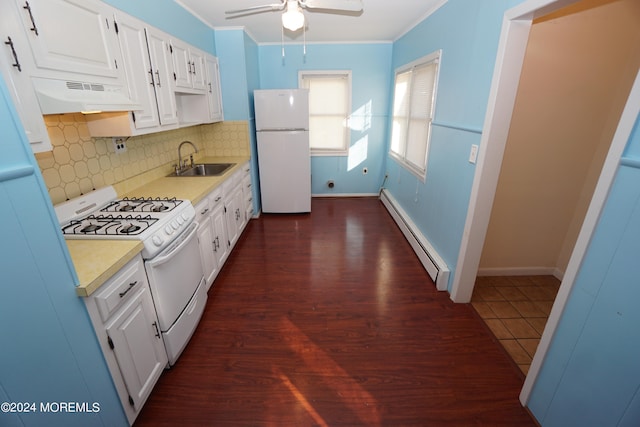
[152,321,161,338]
[4,37,22,72]
[23,2,39,36]
[118,281,137,298]
[214,196,222,202]
[200,208,209,215]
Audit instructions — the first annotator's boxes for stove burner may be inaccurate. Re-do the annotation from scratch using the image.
[120,224,141,234]
[81,224,103,233]
[100,197,182,213]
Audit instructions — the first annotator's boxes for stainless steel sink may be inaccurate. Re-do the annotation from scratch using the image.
[169,163,235,177]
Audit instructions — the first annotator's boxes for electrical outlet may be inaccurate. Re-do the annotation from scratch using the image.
[112,137,127,154]
[362,167,368,175]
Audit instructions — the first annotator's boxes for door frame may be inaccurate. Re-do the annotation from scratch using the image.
[448,0,640,404]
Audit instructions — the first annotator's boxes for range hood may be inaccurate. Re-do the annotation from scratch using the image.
[31,77,142,114]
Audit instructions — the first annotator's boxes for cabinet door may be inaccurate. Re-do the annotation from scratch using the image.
[212,204,229,266]
[205,55,223,122]
[170,39,192,90]
[225,184,242,248]
[106,287,167,412]
[195,199,218,289]
[190,49,206,91]
[232,183,247,233]
[114,13,158,130]
[0,1,50,152]
[146,28,178,125]
[15,0,124,81]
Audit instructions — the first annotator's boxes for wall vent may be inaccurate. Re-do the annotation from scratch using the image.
[66,81,106,92]
[380,189,450,291]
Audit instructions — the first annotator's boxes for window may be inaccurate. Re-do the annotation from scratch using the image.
[299,71,351,156]
[390,51,441,180]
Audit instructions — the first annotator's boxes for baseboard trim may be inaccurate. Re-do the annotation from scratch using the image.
[477,267,564,281]
[312,193,379,198]
[379,189,450,291]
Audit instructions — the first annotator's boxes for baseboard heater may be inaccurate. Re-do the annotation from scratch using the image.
[379,189,449,291]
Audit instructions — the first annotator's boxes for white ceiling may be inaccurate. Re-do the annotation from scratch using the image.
[175,0,448,44]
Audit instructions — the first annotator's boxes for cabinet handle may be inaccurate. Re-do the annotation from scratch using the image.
[200,208,209,215]
[214,196,222,202]
[4,38,22,72]
[152,321,161,339]
[22,2,39,36]
[118,281,137,298]
[208,82,212,93]
[148,68,154,86]
[191,61,196,75]
[155,70,161,87]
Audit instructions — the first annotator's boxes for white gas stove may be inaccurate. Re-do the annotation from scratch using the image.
[55,186,196,259]
[56,185,207,366]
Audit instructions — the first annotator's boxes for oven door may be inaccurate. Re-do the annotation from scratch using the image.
[144,221,204,332]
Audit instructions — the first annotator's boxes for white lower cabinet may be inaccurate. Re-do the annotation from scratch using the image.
[83,255,167,425]
[195,194,219,290]
[196,162,253,291]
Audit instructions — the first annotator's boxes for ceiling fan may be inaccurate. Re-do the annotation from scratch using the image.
[226,0,364,31]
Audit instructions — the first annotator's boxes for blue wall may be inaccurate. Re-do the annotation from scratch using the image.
[0,79,127,426]
[384,0,519,291]
[258,43,393,195]
[528,115,640,426]
[214,29,262,214]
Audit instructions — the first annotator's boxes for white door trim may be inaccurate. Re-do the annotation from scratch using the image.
[448,0,640,406]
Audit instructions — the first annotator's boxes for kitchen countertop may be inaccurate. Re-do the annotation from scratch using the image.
[68,240,144,297]
[67,156,250,297]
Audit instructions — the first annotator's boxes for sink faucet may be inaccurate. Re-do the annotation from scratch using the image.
[178,140,198,171]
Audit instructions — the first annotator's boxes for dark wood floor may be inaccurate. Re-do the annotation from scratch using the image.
[134,198,536,426]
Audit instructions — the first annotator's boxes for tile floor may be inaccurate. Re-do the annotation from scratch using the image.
[471,275,561,374]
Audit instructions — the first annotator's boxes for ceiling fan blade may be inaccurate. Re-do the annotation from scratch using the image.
[225,3,285,15]
[299,0,363,12]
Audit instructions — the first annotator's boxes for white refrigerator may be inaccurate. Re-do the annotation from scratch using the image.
[254,89,311,213]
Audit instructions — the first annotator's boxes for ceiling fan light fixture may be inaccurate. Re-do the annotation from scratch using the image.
[282,1,304,31]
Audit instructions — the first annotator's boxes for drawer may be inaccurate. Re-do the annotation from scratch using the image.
[194,197,212,222]
[209,187,224,209]
[94,256,147,322]
[242,175,252,197]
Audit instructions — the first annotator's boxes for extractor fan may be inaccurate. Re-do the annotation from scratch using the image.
[226,0,363,31]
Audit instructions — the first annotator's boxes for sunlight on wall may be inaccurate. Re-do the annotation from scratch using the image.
[347,100,373,172]
[347,135,369,171]
[349,100,372,132]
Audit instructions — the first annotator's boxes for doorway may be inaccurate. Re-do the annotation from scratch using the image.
[472,0,640,375]
[449,0,640,406]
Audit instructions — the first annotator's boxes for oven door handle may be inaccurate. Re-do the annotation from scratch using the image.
[148,222,199,267]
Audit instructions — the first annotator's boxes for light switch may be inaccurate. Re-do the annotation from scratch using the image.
[469,144,478,164]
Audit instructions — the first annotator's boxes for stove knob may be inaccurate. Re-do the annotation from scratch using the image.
[165,226,173,235]
[152,235,163,247]
[181,213,189,222]
[177,216,184,225]
[171,220,178,230]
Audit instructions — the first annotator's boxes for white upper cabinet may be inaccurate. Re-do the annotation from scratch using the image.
[171,39,206,93]
[205,55,223,123]
[146,28,179,126]
[0,0,51,152]
[14,0,125,82]
[113,13,159,131]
